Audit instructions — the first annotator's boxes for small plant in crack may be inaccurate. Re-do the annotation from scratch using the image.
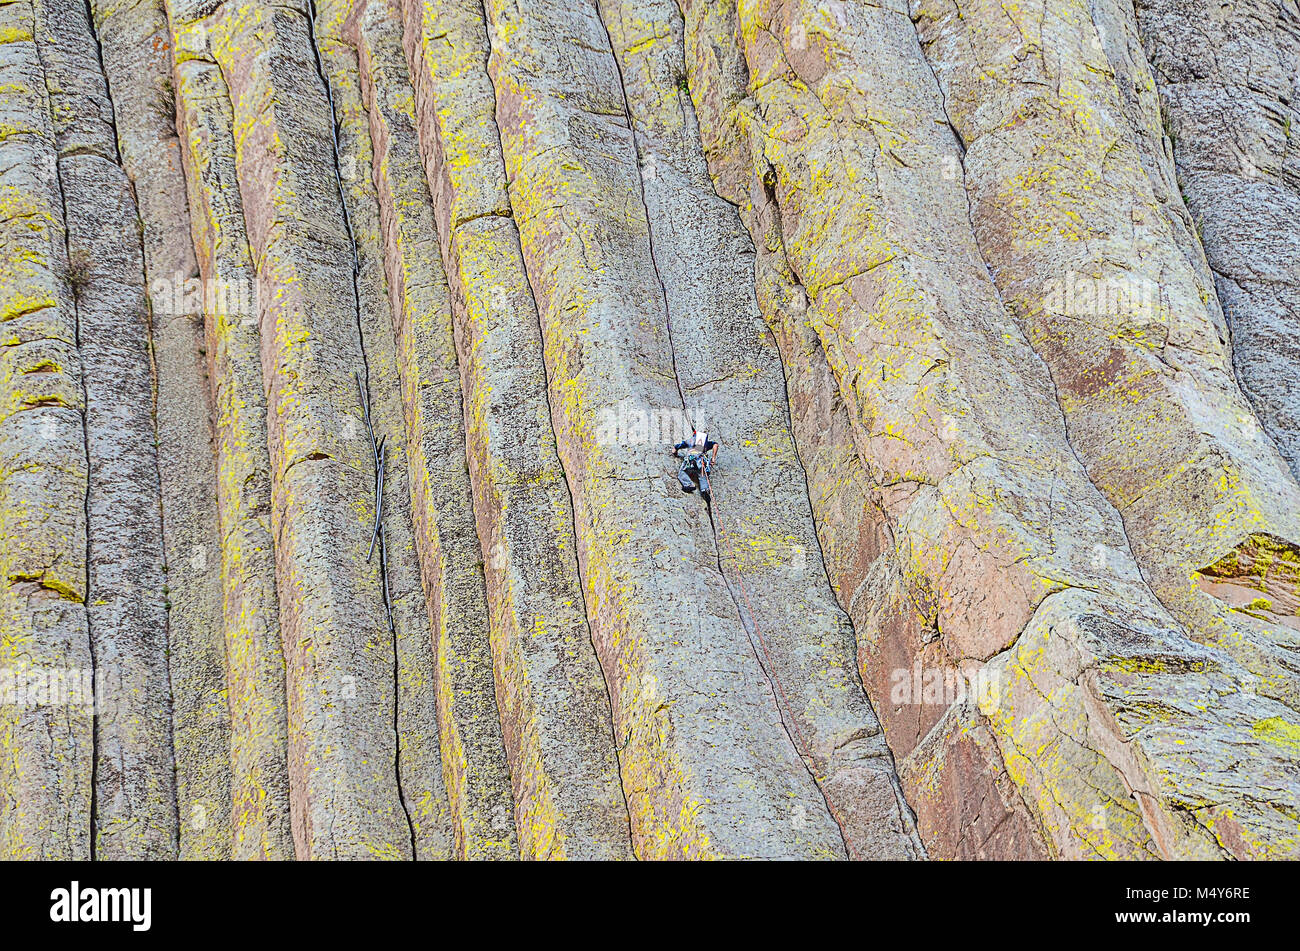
[153,76,178,135]
[66,248,93,297]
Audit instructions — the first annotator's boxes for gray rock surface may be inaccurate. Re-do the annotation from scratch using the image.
[1,0,1295,860]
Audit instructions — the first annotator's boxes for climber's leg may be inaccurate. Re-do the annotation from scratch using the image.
[678,458,697,492]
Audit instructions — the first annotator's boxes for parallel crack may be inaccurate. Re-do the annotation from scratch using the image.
[305,1,414,858]
[596,2,852,859]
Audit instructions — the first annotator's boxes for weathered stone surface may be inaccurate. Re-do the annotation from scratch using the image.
[0,0,94,860]
[352,0,630,859]
[38,0,176,859]
[313,0,456,862]
[484,0,864,859]
[206,1,410,858]
[598,0,920,860]
[1134,0,1300,481]
[2,0,1296,862]
[678,0,1300,859]
[93,0,232,860]
[167,17,295,856]
[680,0,1089,859]
[911,0,1300,856]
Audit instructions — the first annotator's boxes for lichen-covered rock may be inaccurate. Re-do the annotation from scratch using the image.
[168,18,295,857]
[678,0,1300,859]
[1,0,1295,861]
[598,0,921,860]
[351,0,631,860]
[310,0,459,862]
[38,0,176,860]
[484,0,875,859]
[0,0,94,861]
[93,0,232,861]
[911,0,1300,857]
[206,1,412,859]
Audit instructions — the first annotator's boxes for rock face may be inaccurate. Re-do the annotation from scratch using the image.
[0,0,1295,860]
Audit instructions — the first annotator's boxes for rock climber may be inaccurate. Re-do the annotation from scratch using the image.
[672,428,718,499]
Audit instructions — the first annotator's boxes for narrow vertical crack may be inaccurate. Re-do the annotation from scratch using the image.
[82,0,182,859]
[61,177,98,864]
[593,1,850,858]
[305,1,415,858]
[477,0,636,856]
[34,6,98,861]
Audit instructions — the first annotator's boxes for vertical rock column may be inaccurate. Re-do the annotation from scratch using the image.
[312,0,455,862]
[166,4,295,858]
[1135,0,1300,479]
[912,0,1300,857]
[679,0,1284,858]
[36,0,176,859]
[353,0,629,859]
[596,0,921,859]
[676,0,891,699]
[207,1,409,858]
[91,0,232,860]
[482,0,850,859]
[681,0,1107,859]
[0,0,94,860]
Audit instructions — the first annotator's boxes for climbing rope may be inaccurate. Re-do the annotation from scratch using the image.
[708,484,863,861]
[357,373,395,640]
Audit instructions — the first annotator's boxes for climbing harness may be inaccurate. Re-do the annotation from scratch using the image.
[678,451,713,498]
[675,429,717,498]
